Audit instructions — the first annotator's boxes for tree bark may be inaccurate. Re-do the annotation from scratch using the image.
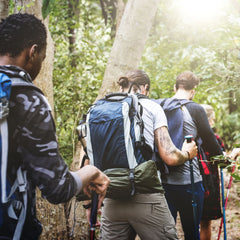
[99,0,126,38]
[116,0,125,31]
[98,0,160,98]
[67,0,80,68]
[0,0,8,19]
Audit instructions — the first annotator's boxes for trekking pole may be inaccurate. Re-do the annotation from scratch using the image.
[219,166,227,240]
[217,162,236,240]
[185,135,198,240]
[90,191,98,240]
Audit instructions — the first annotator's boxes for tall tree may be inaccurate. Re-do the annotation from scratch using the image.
[98,0,161,98]
[99,0,125,37]
[66,0,80,68]
[115,0,125,31]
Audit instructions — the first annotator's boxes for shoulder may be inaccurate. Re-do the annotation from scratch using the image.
[185,101,205,114]
[140,98,168,128]
[140,98,165,115]
[11,86,51,112]
[9,86,53,127]
[140,98,163,110]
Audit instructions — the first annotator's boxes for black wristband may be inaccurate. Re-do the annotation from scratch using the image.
[83,203,91,209]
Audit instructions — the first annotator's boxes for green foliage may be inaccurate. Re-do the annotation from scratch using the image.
[141,0,240,150]
[49,0,112,165]
[48,0,240,165]
[42,0,55,19]
[9,0,14,14]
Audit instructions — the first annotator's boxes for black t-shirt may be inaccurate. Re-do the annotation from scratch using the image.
[185,102,222,157]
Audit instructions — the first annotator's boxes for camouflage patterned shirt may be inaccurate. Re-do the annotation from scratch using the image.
[0,65,80,239]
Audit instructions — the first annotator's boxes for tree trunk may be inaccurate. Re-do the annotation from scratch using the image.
[67,0,80,68]
[116,0,125,31]
[14,1,55,112]
[0,0,8,19]
[98,0,160,98]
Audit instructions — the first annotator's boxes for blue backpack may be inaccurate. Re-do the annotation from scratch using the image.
[0,72,40,240]
[85,93,152,169]
[154,98,192,148]
[153,98,191,175]
[82,93,153,197]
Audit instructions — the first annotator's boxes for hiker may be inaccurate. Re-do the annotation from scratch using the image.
[0,13,109,239]
[200,104,223,240]
[157,71,223,240]
[86,69,198,240]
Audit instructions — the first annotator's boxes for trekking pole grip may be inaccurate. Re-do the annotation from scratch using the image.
[185,135,193,143]
[184,135,193,160]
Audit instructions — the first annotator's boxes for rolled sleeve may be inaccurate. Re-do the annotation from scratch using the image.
[70,171,83,195]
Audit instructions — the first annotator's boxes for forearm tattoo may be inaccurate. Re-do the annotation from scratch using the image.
[155,127,187,164]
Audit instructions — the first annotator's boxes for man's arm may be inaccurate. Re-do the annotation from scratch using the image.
[154,126,197,166]
[11,89,109,204]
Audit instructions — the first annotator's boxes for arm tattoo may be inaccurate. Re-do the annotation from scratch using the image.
[155,127,187,165]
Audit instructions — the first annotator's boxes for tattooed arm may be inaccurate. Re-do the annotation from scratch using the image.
[154,126,197,166]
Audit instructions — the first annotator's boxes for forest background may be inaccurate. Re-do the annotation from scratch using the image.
[47,0,240,162]
[1,0,240,239]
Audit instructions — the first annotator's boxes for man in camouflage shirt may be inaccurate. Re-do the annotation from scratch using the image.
[0,13,109,239]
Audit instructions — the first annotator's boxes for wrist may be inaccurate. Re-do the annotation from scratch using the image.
[185,151,190,161]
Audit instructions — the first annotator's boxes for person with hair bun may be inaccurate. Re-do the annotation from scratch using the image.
[99,69,198,240]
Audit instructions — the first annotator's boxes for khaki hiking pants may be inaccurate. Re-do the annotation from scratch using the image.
[100,193,179,240]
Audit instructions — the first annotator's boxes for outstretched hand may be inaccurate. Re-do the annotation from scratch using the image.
[76,164,110,209]
[83,171,110,209]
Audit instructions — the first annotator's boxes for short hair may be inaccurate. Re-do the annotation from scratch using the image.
[175,71,200,90]
[118,69,150,92]
[0,13,47,57]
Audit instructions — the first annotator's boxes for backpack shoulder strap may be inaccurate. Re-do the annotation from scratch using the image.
[0,74,32,240]
[0,73,12,204]
[7,167,28,240]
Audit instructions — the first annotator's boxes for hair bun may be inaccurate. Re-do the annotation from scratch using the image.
[117,76,129,88]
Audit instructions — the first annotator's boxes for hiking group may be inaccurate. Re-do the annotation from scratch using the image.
[0,13,239,240]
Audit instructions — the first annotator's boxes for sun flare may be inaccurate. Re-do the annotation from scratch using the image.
[177,0,228,23]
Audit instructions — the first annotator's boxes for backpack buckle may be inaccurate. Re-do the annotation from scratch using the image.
[0,97,9,119]
[18,182,27,193]
[129,169,135,196]
[17,168,27,193]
